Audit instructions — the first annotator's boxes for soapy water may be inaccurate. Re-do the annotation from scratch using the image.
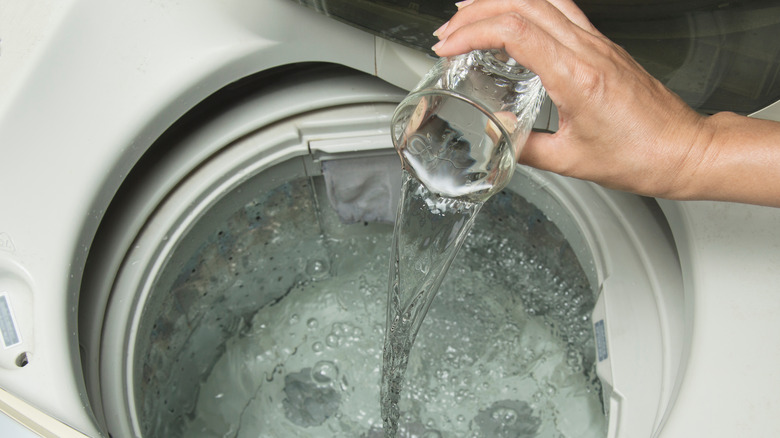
[172,177,606,438]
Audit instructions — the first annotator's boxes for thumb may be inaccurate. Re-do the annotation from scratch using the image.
[516,130,576,175]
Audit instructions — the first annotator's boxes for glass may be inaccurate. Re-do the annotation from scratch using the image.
[390,49,546,202]
[293,0,780,114]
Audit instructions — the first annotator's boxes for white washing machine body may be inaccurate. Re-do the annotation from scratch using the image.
[0,0,779,437]
[0,1,397,435]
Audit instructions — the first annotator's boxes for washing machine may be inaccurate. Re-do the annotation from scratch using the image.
[1,0,780,437]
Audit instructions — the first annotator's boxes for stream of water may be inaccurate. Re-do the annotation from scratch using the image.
[381,171,483,436]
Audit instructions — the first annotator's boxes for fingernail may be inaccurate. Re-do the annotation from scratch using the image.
[455,0,474,8]
[432,38,446,53]
[433,21,449,37]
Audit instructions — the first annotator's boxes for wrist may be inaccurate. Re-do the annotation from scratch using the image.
[654,111,716,201]
[671,111,780,206]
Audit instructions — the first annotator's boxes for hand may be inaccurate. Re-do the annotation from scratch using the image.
[431,0,712,199]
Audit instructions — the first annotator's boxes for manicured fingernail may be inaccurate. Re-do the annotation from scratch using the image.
[432,38,446,53]
[455,0,474,8]
[433,21,449,37]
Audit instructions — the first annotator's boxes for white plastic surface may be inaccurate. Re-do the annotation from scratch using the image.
[657,200,780,437]
[0,0,377,435]
[375,38,436,91]
[0,0,71,117]
[0,265,34,371]
[0,386,89,438]
[0,411,37,438]
[750,99,780,121]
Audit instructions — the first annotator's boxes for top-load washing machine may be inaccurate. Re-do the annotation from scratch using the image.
[1,0,780,437]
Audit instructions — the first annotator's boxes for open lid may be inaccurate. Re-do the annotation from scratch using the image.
[294,0,780,114]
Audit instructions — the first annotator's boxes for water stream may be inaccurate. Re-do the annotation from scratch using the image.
[381,171,483,436]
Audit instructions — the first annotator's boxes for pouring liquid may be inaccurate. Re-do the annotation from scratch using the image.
[382,96,510,436]
[381,171,483,437]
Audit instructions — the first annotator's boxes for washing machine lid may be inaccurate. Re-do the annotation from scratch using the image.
[294,0,780,115]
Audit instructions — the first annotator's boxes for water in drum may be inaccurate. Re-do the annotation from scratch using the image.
[162,176,606,438]
[392,93,516,203]
[381,171,483,437]
[379,167,607,437]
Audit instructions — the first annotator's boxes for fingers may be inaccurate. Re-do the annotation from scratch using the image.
[517,131,577,175]
[432,0,603,97]
[428,0,609,181]
[542,0,601,35]
[435,0,598,50]
[433,10,575,98]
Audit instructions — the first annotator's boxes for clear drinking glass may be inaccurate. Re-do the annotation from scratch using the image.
[391,49,547,202]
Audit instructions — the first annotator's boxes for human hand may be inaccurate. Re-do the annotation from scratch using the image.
[431,0,711,199]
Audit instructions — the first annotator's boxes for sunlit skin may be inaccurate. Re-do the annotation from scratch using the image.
[432,0,780,207]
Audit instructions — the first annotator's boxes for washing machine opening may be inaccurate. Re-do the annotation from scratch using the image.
[129,158,605,438]
[87,68,685,438]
